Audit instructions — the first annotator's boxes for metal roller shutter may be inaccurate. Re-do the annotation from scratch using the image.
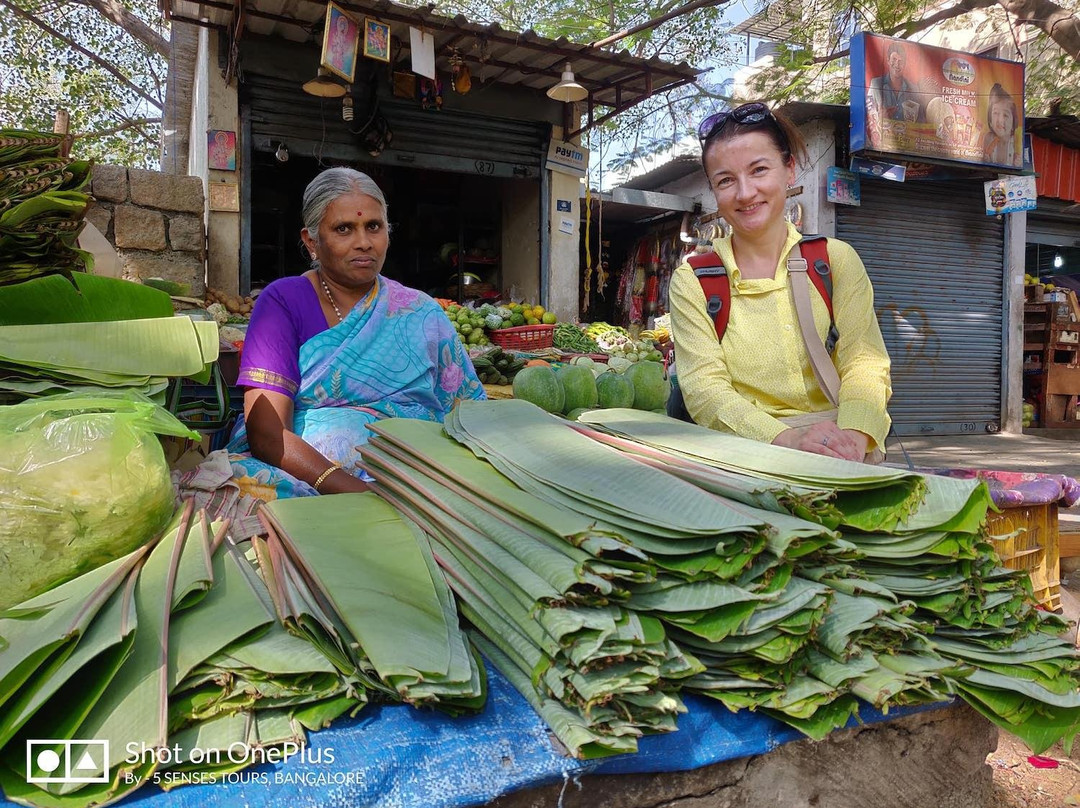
[242,72,548,178]
[836,180,1004,436]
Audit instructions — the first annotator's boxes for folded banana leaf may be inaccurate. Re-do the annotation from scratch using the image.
[0,546,150,749]
[0,131,63,164]
[0,316,218,380]
[366,419,647,562]
[0,273,172,326]
[577,409,993,535]
[262,493,484,710]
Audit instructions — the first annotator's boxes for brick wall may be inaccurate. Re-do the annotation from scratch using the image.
[87,165,207,295]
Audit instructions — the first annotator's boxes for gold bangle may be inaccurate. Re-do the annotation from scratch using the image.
[313,465,339,492]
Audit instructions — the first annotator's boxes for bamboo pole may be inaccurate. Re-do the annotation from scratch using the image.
[53,109,72,159]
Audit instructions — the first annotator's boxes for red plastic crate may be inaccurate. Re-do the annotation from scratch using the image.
[489,324,555,350]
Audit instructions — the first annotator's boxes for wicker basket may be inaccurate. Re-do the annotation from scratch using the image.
[489,324,555,351]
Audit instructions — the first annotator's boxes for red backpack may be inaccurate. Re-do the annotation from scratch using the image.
[687,235,839,353]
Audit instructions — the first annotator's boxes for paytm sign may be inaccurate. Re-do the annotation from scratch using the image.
[546,140,589,177]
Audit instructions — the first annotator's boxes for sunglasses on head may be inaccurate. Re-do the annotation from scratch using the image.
[697,102,773,143]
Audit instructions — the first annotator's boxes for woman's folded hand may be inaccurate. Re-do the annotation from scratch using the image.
[772,422,868,462]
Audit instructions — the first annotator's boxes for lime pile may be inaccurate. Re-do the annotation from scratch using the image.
[445,304,491,347]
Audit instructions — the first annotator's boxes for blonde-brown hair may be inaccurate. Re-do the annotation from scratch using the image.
[700,103,809,170]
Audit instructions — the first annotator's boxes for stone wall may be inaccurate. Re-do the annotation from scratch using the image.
[87,165,206,295]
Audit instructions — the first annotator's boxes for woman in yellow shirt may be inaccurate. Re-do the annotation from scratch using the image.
[669,102,891,462]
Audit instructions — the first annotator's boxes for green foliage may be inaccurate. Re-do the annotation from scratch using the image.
[0,0,166,168]
[740,0,1080,116]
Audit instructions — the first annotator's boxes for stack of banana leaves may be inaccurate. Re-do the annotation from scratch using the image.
[357,400,1079,755]
[0,311,218,404]
[0,493,484,808]
[257,493,485,712]
[0,130,94,286]
[361,417,695,757]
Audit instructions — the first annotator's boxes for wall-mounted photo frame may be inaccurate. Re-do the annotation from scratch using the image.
[207,130,236,171]
[321,1,359,82]
[363,18,391,63]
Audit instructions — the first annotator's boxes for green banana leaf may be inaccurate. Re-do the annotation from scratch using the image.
[263,493,482,706]
[0,317,217,379]
[0,273,172,325]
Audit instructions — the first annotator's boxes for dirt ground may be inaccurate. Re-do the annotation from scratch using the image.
[989,732,1080,807]
[988,568,1080,808]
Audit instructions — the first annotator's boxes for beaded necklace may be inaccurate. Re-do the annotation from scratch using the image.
[317,271,344,323]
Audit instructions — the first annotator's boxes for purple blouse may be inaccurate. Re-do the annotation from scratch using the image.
[237,275,331,396]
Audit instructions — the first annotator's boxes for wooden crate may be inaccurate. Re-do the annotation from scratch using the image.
[984,503,1061,611]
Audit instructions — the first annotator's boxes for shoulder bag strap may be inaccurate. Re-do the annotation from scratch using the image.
[787,245,841,407]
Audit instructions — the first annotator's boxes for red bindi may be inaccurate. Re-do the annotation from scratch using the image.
[357,211,363,216]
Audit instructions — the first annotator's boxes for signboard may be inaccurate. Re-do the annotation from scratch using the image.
[850,157,906,182]
[547,140,589,177]
[984,175,1037,215]
[850,33,1025,170]
[826,166,861,205]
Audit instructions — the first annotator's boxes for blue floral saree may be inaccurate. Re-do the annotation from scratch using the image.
[227,277,484,501]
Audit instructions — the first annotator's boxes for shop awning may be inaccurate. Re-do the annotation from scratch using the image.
[161,0,699,135]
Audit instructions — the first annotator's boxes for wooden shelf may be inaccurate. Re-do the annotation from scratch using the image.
[1023,296,1080,428]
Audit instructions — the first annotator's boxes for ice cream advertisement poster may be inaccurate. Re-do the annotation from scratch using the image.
[984,175,1037,215]
[850,33,1025,170]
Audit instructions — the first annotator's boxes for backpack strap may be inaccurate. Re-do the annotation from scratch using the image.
[787,242,841,406]
[687,250,731,342]
[799,235,839,354]
[687,238,838,354]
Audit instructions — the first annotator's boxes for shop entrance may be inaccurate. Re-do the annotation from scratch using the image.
[247,152,539,302]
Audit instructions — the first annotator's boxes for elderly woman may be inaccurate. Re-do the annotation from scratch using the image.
[228,167,485,500]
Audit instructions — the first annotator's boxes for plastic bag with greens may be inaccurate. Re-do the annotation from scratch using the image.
[0,392,199,610]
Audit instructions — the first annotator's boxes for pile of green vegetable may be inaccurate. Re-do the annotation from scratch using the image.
[553,322,601,354]
[0,393,198,611]
[512,360,670,418]
[0,130,93,286]
[471,347,527,385]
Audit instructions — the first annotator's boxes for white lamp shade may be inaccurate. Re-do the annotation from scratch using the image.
[547,62,588,103]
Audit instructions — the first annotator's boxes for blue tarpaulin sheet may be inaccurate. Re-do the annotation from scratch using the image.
[1,664,936,808]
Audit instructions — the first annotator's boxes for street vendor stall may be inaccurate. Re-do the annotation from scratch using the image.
[1,131,1078,808]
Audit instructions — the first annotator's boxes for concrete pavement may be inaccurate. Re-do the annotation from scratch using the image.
[883,430,1080,479]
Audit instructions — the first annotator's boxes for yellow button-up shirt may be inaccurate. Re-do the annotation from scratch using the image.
[668,223,892,450]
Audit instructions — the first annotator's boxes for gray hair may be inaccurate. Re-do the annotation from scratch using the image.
[301,167,389,247]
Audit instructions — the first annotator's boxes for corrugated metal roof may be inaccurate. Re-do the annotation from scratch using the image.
[1031,134,1080,204]
[1027,115,1080,151]
[162,0,699,114]
[620,154,700,190]
[729,2,802,43]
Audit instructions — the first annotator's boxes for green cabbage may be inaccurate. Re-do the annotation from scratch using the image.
[0,393,198,610]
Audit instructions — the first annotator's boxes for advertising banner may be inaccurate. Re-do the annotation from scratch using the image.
[827,166,861,205]
[850,33,1025,170]
[984,175,1037,215]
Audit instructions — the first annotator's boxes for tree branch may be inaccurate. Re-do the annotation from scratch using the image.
[0,0,162,108]
[75,116,162,140]
[999,0,1080,60]
[805,0,996,63]
[73,0,169,57]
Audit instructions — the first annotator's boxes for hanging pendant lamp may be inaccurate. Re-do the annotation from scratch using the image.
[302,68,348,98]
[546,62,588,103]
